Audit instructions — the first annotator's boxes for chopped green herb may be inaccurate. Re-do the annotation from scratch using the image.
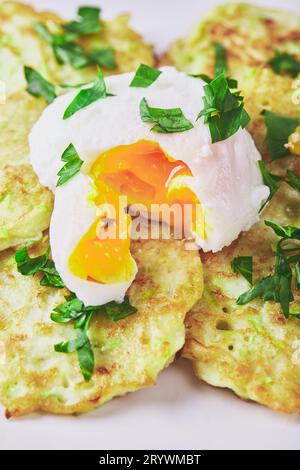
[57,143,83,186]
[105,296,137,321]
[214,43,228,76]
[237,275,275,305]
[53,41,90,68]
[63,68,113,119]
[52,294,136,381]
[258,160,282,211]
[261,110,299,160]
[15,244,49,276]
[59,81,92,89]
[34,22,55,44]
[192,73,238,89]
[140,98,193,133]
[88,47,116,70]
[286,169,300,193]
[63,6,101,36]
[296,262,300,289]
[237,220,300,319]
[24,66,56,104]
[231,256,253,284]
[197,73,250,143]
[54,326,89,353]
[39,260,65,288]
[51,294,84,324]
[265,220,300,240]
[15,244,64,288]
[258,163,300,209]
[34,21,116,70]
[268,52,300,78]
[77,330,94,381]
[130,64,162,88]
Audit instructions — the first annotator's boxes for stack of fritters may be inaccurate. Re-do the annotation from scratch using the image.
[165,2,300,413]
[0,2,203,417]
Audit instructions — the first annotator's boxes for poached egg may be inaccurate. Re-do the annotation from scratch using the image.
[29,67,269,306]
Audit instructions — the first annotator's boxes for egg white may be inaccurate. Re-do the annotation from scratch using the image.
[30,67,269,306]
[50,172,137,306]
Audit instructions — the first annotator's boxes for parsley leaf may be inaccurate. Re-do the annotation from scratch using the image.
[15,244,64,288]
[59,81,91,89]
[258,160,282,211]
[296,262,300,289]
[52,294,136,381]
[104,296,137,321]
[286,169,300,193]
[130,64,162,88]
[34,22,55,44]
[15,244,49,276]
[53,41,90,68]
[24,66,56,104]
[34,21,116,71]
[40,260,65,288]
[140,98,193,133]
[88,47,116,70]
[237,220,300,319]
[231,256,253,284]
[77,330,94,381]
[268,52,300,78]
[55,311,95,381]
[57,143,83,186]
[63,68,113,119]
[214,43,228,76]
[197,73,250,143]
[261,110,299,160]
[237,275,275,305]
[63,6,102,36]
[265,220,300,240]
[54,326,89,353]
[51,294,84,323]
[192,73,238,90]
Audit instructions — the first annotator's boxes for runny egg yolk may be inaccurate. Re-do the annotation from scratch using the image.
[68,140,204,284]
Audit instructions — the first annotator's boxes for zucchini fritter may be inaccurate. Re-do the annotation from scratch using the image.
[0,1,154,97]
[166,2,300,412]
[184,162,300,413]
[0,92,53,251]
[0,238,203,417]
[0,1,154,251]
[164,2,300,158]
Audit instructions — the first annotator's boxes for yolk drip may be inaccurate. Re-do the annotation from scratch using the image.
[68,140,204,284]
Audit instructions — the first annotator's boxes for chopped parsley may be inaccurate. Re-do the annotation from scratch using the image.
[258,162,300,209]
[52,294,137,381]
[34,18,116,70]
[104,296,137,321]
[192,73,238,89]
[140,98,194,133]
[214,43,228,76]
[130,64,162,88]
[57,143,83,186]
[88,47,116,70]
[261,110,299,160]
[258,160,282,211]
[63,6,102,36]
[285,169,300,193]
[15,244,64,288]
[237,220,300,319]
[231,256,253,284]
[63,68,113,119]
[268,52,300,78]
[197,73,250,143]
[24,66,57,104]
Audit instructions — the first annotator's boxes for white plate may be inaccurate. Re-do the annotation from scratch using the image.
[1,0,300,451]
